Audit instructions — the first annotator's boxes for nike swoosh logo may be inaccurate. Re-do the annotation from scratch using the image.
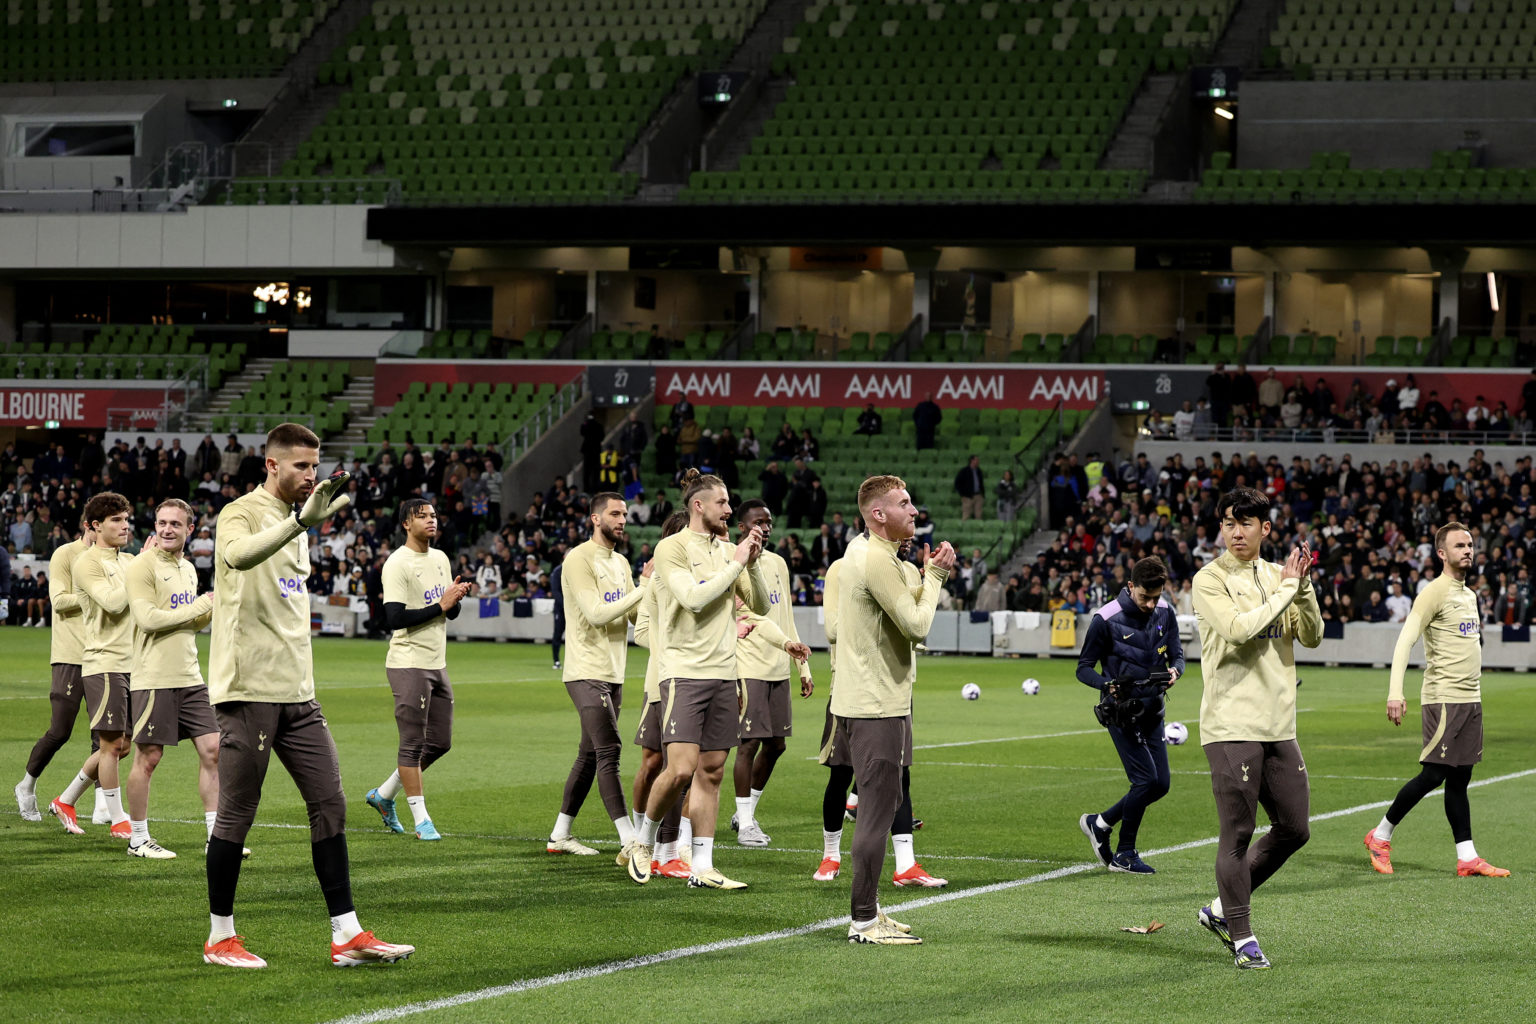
[1122,632,1133,640]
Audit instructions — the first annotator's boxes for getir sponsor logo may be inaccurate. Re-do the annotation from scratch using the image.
[2,390,85,421]
[603,588,624,602]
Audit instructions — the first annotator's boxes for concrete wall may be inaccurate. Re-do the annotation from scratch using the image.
[760,270,912,337]
[288,329,396,358]
[1240,80,1536,169]
[0,205,398,270]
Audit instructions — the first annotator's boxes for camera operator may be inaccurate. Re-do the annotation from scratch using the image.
[1075,556,1184,874]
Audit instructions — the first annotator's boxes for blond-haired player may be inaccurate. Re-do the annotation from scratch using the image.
[626,469,768,889]
[121,498,218,859]
[831,476,953,944]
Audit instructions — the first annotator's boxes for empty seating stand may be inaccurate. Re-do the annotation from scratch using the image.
[1274,0,1536,81]
[1198,150,1536,204]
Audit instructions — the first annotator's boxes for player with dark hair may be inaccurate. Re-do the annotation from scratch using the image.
[626,469,768,889]
[122,498,217,859]
[47,492,135,839]
[1364,522,1509,878]
[548,491,649,860]
[203,422,411,969]
[15,515,94,821]
[631,511,693,878]
[831,475,954,943]
[365,498,472,841]
[1192,485,1322,970]
[1076,555,1184,874]
[728,498,812,847]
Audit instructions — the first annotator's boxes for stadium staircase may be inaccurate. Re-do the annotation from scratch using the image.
[695,0,809,173]
[184,358,284,432]
[1098,73,1178,173]
[319,374,378,466]
[1208,0,1285,68]
[234,0,381,180]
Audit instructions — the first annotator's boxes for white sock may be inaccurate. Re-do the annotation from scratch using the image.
[331,910,362,945]
[550,812,575,841]
[846,792,859,809]
[639,814,661,846]
[1211,896,1224,918]
[1233,928,1258,948]
[1373,817,1395,842]
[205,811,218,839]
[1456,840,1479,861]
[823,829,842,860]
[613,815,637,845]
[102,787,127,825]
[61,770,90,805]
[129,819,150,845]
[633,809,643,832]
[692,836,714,873]
[378,771,404,800]
[735,796,754,827]
[748,787,763,819]
[656,840,677,864]
[208,913,236,944]
[892,833,916,874]
[679,816,693,847]
[406,795,430,828]
[1095,814,1111,831]
[17,772,37,796]
[851,916,876,930]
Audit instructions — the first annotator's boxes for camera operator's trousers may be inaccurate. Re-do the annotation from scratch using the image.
[1100,720,1170,852]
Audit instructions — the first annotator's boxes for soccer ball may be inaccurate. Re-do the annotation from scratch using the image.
[1021,678,1041,695]
[1164,721,1189,745]
[961,683,981,700]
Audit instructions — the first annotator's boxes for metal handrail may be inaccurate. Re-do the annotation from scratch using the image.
[1158,425,1536,446]
[504,376,588,464]
[214,176,404,205]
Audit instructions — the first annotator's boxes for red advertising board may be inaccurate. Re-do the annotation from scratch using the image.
[0,383,184,428]
[373,359,584,406]
[654,363,1105,409]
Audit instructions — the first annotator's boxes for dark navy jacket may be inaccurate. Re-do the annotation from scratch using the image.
[1075,587,1185,693]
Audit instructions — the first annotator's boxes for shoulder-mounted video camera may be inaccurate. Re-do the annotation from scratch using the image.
[1093,670,1172,731]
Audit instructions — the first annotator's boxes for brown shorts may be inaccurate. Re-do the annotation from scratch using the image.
[834,714,914,769]
[661,677,739,752]
[212,700,346,844]
[635,696,665,752]
[130,685,218,746]
[53,663,84,703]
[818,701,849,767]
[387,667,455,767]
[739,677,792,740]
[566,678,623,718]
[84,672,130,735]
[1421,702,1483,767]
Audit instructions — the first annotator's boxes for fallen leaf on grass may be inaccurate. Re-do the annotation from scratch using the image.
[1119,921,1164,934]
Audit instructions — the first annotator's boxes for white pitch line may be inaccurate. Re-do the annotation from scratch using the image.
[314,767,1536,1024]
[919,761,1409,782]
[153,817,1059,866]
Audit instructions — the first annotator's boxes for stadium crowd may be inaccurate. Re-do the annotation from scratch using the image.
[4,411,1535,629]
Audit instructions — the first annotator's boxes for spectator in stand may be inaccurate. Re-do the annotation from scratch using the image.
[808,522,844,568]
[913,392,942,450]
[676,416,702,467]
[1172,400,1196,440]
[476,553,502,597]
[11,564,41,625]
[1230,363,1259,421]
[1493,584,1528,627]
[1396,374,1420,415]
[654,423,677,477]
[913,506,935,547]
[797,427,820,463]
[955,455,985,520]
[1206,363,1231,428]
[1257,368,1284,419]
[785,457,820,527]
[580,412,604,493]
[1143,409,1173,438]
[974,571,1005,612]
[1385,582,1412,623]
[995,469,1022,520]
[770,423,798,461]
[1280,390,1305,430]
[738,426,760,461]
[9,510,33,552]
[757,460,788,517]
[715,427,740,489]
[619,410,648,464]
[1362,589,1391,623]
[855,403,883,436]
[220,434,242,479]
[670,392,694,430]
[1467,394,1491,431]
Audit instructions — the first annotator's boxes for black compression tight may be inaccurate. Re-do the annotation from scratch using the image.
[1386,762,1475,842]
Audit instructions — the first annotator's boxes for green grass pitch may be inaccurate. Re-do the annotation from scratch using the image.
[1,629,1531,1023]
